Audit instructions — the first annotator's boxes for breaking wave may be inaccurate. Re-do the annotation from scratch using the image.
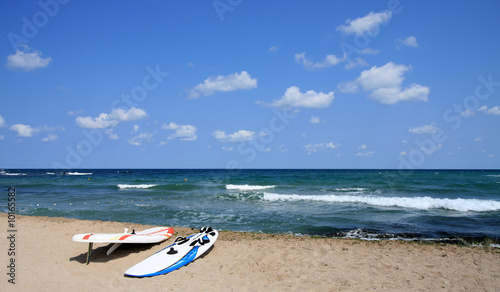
[226,184,276,191]
[262,192,500,212]
[117,184,158,189]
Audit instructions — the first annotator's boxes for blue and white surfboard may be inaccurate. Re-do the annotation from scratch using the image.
[124,227,218,277]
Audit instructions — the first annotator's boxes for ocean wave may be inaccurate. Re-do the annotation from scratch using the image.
[1,172,27,176]
[334,187,368,192]
[117,184,158,189]
[226,184,275,191]
[262,192,500,212]
[66,172,92,175]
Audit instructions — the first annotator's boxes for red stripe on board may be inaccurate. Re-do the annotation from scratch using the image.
[144,227,174,236]
[83,234,93,240]
[118,235,133,240]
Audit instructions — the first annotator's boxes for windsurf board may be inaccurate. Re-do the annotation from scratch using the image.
[124,227,218,277]
[72,226,174,264]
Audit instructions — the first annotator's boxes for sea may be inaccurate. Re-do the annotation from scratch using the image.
[2,169,500,245]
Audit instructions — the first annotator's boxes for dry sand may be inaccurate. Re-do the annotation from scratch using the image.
[1,213,499,291]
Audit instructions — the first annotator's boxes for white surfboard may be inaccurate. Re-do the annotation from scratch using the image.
[124,227,218,277]
[72,227,174,264]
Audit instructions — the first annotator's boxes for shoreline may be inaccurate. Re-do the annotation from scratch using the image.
[1,213,500,291]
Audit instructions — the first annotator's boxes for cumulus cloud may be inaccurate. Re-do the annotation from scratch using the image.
[344,57,368,70]
[396,36,419,48]
[75,113,118,129]
[188,71,257,98]
[0,115,6,127]
[269,45,279,52]
[295,52,346,70]
[478,105,500,115]
[336,11,392,36]
[75,107,147,129]
[356,144,374,157]
[356,151,374,157]
[269,86,335,108]
[338,62,429,104]
[10,124,35,137]
[128,133,154,146]
[304,142,339,154]
[109,107,147,122]
[42,134,58,142]
[212,130,256,143]
[310,116,321,124]
[162,122,197,141]
[6,45,52,71]
[9,124,62,138]
[409,123,439,134]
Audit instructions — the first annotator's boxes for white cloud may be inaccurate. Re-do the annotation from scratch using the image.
[105,129,119,140]
[478,105,500,115]
[337,11,392,36]
[75,107,147,129]
[270,86,335,108]
[42,134,58,142]
[338,62,429,104]
[9,124,63,139]
[396,36,419,48]
[132,125,139,133]
[109,107,147,122]
[75,113,119,129]
[356,144,373,157]
[473,137,482,142]
[304,142,339,154]
[67,110,84,116]
[409,123,438,134]
[269,46,279,52]
[10,124,35,137]
[188,71,257,98]
[310,116,321,124]
[6,45,52,71]
[0,115,6,127]
[356,151,374,157]
[344,57,368,70]
[460,109,475,118]
[128,133,154,146]
[222,146,234,151]
[8,124,63,138]
[213,129,256,143]
[295,52,346,70]
[162,122,197,141]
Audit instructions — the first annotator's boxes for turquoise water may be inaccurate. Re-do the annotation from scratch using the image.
[2,169,499,242]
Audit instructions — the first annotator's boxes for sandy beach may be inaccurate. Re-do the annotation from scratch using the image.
[1,213,499,291]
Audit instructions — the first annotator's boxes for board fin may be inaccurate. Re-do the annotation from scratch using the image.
[106,243,122,256]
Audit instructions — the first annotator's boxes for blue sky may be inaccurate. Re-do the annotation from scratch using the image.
[1,0,499,169]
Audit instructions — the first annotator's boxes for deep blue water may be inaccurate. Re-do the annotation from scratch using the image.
[2,169,500,242]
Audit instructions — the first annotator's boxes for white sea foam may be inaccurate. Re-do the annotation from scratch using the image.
[226,184,275,191]
[262,192,500,212]
[117,184,158,189]
[66,172,92,175]
[4,172,27,176]
[334,187,368,192]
